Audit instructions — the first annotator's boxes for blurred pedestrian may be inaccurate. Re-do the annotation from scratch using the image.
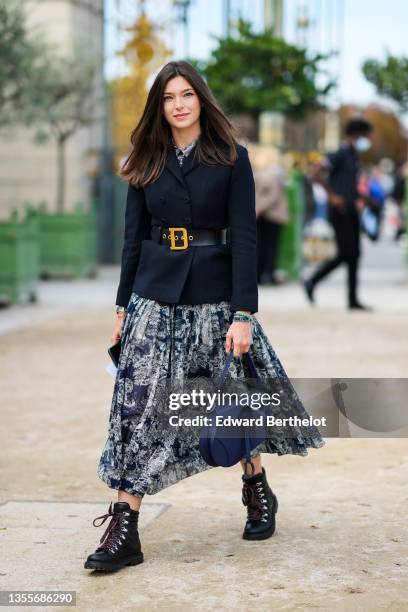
[391,162,407,241]
[254,163,289,284]
[303,118,376,310]
[366,166,386,239]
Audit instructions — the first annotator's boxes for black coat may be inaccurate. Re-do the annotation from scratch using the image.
[115,142,258,314]
[326,144,361,260]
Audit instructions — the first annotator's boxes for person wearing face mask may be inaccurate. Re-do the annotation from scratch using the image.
[303,117,374,310]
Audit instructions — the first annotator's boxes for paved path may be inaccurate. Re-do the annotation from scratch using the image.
[0,233,407,610]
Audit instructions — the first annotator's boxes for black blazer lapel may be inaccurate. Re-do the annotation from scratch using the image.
[181,146,200,176]
[164,144,201,188]
[164,147,187,188]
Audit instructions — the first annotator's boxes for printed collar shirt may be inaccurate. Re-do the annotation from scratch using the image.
[172,138,197,166]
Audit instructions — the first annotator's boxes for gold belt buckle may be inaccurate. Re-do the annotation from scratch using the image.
[168,227,188,250]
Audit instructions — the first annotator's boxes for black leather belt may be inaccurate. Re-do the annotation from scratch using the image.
[150,225,229,250]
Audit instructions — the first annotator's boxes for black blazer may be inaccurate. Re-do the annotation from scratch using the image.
[115,142,258,314]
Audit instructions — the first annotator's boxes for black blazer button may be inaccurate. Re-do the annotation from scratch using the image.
[185,217,191,223]
[184,196,189,202]
[161,217,167,223]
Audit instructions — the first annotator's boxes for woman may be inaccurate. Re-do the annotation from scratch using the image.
[253,151,289,285]
[84,61,325,572]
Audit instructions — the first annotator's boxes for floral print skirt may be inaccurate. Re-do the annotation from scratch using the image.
[97,292,325,497]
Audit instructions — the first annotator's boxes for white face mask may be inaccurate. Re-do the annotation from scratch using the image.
[354,136,372,152]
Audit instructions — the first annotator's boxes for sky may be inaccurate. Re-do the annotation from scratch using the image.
[335,0,407,108]
[106,0,408,115]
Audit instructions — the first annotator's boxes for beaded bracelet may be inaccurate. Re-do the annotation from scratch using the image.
[234,310,252,318]
[233,311,253,323]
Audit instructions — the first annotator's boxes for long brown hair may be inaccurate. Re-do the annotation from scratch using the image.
[118,61,239,187]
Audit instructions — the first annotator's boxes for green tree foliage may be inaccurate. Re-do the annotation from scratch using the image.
[24,42,101,211]
[363,53,408,113]
[190,19,334,120]
[0,0,101,210]
[0,0,48,127]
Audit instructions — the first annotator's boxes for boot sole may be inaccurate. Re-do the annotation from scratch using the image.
[84,552,144,571]
[242,497,278,541]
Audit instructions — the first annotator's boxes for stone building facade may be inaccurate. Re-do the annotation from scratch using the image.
[0,0,104,219]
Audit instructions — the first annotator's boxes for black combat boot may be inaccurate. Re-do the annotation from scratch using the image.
[348,300,373,311]
[84,501,144,571]
[302,278,315,305]
[242,467,278,541]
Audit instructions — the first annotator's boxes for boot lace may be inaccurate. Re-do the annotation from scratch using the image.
[92,502,130,553]
[242,481,269,522]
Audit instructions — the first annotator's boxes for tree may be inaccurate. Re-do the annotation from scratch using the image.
[363,53,408,114]
[0,0,48,128]
[110,11,171,160]
[1,1,101,212]
[22,42,101,212]
[189,19,334,123]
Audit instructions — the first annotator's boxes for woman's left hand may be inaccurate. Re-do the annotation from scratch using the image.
[225,321,253,357]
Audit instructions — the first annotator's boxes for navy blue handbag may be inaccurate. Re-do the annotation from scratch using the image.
[199,349,268,478]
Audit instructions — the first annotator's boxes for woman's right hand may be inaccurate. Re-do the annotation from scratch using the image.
[111,314,125,344]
